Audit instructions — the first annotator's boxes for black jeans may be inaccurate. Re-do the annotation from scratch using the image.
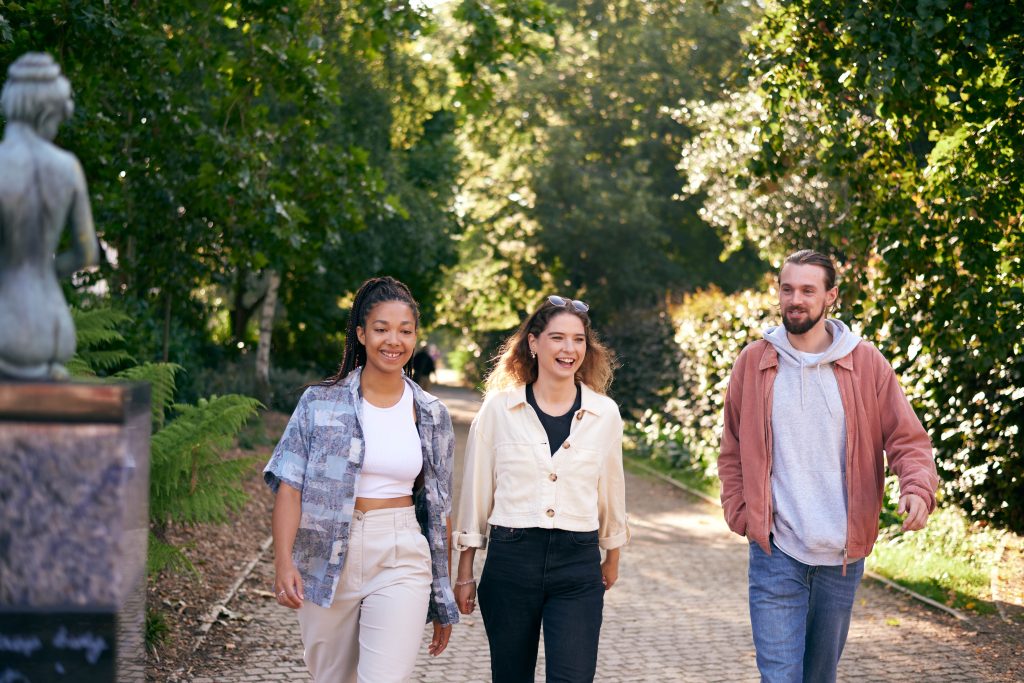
[477,526,605,683]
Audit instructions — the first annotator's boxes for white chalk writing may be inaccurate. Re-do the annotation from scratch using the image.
[0,668,31,683]
[0,635,42,657]
[52,626,108,665]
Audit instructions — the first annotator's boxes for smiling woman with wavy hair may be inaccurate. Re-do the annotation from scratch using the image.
[485,295,616,394]
[453,294,628,683]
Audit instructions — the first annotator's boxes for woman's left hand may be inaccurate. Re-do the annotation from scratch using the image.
[601,555,619,591]
[428,621,452,656]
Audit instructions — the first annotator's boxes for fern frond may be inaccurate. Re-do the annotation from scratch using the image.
[66,356,97,377]
[164,460,252,525]
[149,394,261,527]
[66,306,267,576]
[116,362,182,429]
[147,532,196,577]
[69,306,135,376]
[72,307,131,348]
[83,349,136,372]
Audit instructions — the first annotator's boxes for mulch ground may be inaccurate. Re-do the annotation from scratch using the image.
[144,412,285,682]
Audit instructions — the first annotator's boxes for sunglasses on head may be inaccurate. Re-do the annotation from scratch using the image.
[547,295,590,313]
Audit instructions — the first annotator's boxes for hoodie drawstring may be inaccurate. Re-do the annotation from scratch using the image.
[799,357,806,409]
[816,364,834,417]
[798,358,835,417]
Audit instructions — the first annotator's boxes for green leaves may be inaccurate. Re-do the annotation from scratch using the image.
[149,394,261,528]
[69,305,262,576]
[683,0,1024,532]
[0,13,12,43]
[4,0,561,374]
[116,362,182,431]
[635,286,777,477]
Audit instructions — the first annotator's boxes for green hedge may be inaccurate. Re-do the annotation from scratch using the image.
[639,282,1023,537]
[632,287,774,477]
[602,308,682,420]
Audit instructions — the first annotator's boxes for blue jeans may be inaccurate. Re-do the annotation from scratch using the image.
[477,526,605,683]
[748,538,865,683]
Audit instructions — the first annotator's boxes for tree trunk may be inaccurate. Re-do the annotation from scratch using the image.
[254,269,281,406]
[231,267,250,343]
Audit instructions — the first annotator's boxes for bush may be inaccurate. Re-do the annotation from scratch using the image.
[461,328,517,389]
[641,286,775,475]
[445,349,473,379]
[70,307,261,576]
[187,360,318,414]
[602,308,682,420]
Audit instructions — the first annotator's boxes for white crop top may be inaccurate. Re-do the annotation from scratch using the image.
[357,383,423,499]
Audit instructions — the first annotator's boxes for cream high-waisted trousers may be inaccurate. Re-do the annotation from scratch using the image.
[297,506,432,683]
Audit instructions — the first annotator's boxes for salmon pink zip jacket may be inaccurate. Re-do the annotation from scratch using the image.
[719,339,939,566]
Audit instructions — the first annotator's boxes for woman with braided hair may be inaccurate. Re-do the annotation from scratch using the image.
[264,276,459,682]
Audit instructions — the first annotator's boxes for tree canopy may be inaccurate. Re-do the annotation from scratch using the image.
[1,0,558,379]
[4,0,1021,529]
[681,0,1024,531]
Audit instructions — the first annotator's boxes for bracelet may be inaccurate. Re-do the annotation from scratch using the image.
[454,578,476,587]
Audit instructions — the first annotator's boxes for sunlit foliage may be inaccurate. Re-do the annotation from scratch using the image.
[680,0,1024,531]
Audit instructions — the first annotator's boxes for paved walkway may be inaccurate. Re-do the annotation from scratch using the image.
[192,386,1006,682]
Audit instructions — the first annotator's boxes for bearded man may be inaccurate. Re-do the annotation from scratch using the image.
[718,249,938,683]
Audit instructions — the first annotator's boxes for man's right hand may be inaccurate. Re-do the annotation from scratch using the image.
[897,493,929,532]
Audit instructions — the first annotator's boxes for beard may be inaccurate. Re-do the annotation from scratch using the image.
[782,304,825,335]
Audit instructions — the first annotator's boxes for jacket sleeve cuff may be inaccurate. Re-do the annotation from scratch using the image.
[453,531,488,551]
[426,593,460,626]
[599,527,629,550]
[900,484,937,512]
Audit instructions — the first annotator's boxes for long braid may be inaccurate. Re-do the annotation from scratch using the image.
[320,276,420,386]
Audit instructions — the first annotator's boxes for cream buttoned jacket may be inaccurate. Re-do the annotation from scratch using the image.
[453,383,629,551]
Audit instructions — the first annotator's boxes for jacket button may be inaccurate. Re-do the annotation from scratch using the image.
[562,442,570,449]
[546,509,555,517]
[549,473,557,482]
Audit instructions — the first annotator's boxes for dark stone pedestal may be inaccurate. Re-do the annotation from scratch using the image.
[0,382,150,682]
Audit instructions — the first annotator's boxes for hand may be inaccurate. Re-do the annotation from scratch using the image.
[428,621,452,656]
[274,561,304,609]
[898,493,929,532]
[454,579,477,614]
[601,558,619,591]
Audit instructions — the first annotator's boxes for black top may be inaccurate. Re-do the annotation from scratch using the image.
[526,383,582,456]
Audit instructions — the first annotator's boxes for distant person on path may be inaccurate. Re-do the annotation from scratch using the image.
[412,343,436,391]
[719,250,939,683]
[264,276,458,683]
[453,295,629,683]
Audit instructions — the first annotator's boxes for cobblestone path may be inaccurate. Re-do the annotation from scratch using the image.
[191,386,1006,682]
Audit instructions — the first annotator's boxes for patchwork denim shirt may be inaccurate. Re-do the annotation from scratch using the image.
[264,368,460,625]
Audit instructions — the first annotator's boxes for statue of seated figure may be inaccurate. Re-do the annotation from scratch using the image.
[0,52,99,380]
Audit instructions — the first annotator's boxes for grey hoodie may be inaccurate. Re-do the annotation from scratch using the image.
[764,318,861,566]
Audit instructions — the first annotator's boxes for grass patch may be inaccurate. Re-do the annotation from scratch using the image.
[145,608,170,652]
[624,449,720,500]
[868,505,1004,614]
[623,417,720,500]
